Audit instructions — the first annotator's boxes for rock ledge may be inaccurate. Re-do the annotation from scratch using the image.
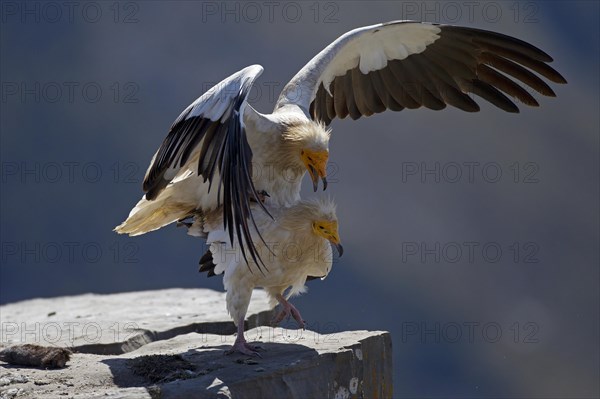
[0,289,392,399]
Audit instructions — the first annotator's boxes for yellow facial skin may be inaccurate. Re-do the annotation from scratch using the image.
[312,220,343,256]
[301,149,329,191]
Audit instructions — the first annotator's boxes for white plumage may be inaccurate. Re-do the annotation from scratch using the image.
[196,198,341,355]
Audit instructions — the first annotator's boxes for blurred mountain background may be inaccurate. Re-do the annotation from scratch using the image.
[1,1,598,397]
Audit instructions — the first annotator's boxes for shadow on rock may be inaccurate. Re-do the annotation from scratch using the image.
[102,340,319,398]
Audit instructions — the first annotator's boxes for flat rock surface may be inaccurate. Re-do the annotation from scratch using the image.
[0,289,273,354]
[0,290,392,398]
[1,329,392,399]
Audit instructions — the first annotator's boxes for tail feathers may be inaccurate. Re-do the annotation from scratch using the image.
[114,194,195,236]
[199,249,218,277]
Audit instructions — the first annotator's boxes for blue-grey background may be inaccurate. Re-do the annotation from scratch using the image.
[1,1,598,397]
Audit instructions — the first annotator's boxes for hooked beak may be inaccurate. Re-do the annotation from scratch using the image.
[302,150,329,192]
[312,220,342,257]
[333,242,344,257]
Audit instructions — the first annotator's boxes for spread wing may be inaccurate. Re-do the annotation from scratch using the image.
[142,64,270,270]
[274,21,566,124]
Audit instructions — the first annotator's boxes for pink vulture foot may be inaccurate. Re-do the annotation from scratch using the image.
[272,294,305,329]
[226,317,262,357]
[226,339,262,357]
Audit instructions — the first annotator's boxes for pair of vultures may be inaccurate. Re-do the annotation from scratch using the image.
[116,21,566,355]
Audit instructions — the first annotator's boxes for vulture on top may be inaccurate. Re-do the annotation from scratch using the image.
[115,20,566,269]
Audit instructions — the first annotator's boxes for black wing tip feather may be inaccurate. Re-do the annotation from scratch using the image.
[199,249,219,278]
[206,87,271,274]
[142,113,212,199]
[443,25,567,85]
[144,179,167,201]
[440,25,554,63]
[310,21,566,123]
[138,67,271,273]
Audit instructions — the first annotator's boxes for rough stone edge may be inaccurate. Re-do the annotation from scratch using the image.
[156,330,393,399]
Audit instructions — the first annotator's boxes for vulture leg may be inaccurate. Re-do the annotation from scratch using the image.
[272,294,305,329]
[226,316,262,357]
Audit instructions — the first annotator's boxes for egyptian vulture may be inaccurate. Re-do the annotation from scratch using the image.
[189,198,341,355]
[115,20,565,267]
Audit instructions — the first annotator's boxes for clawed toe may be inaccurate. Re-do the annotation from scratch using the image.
[271,303,305,329]
[226,341,263,357]
[273,294,306,328]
